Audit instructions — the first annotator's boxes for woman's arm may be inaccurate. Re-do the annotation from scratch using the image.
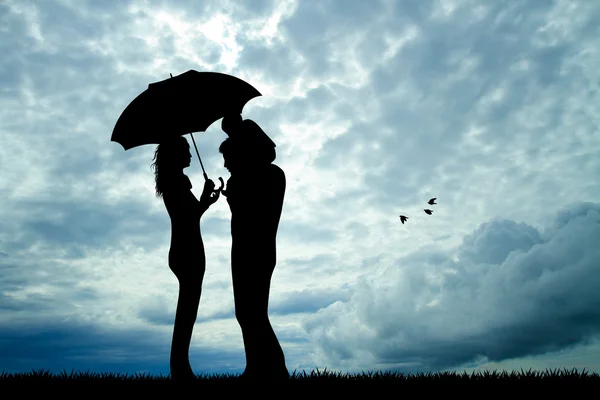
[198,178,220,215]
[269,165,286,232]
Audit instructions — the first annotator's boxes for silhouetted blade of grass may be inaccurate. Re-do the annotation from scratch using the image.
[1,368,598,395]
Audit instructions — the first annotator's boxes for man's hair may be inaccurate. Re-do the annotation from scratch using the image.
[218,137,238,157]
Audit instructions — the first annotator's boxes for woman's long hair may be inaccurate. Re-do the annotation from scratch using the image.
[150,136,189,198]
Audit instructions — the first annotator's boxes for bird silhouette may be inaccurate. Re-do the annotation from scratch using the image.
[428,198,437,205]
[424,209,433,215]
[399,215,408,224]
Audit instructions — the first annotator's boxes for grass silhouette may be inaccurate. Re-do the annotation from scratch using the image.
[1,367,598,394]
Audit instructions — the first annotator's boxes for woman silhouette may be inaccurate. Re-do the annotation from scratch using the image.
[220,114,289,383]
[150,136,220,382]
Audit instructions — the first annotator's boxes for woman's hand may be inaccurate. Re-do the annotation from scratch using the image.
[199,179,221,210]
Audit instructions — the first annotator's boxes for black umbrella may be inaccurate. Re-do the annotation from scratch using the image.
[111,70,261,179]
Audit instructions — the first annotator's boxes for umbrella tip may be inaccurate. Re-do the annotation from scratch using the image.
[170,73,173,78]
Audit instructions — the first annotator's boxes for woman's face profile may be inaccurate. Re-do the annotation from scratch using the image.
[183,146,191,168]
[167,140,191,170]
[176,138,191,169]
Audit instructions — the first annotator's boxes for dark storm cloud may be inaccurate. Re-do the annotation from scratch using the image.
[6,198,169,258]
[305,202,600,372]
[0,318,245,376]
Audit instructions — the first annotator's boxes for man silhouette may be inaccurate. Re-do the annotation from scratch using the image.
[219,114,289,383]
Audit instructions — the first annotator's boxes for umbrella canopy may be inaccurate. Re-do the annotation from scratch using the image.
[111,70,261,150]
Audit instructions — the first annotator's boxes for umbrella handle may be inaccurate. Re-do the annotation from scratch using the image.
[218,177,227,197]
[189,133,208,181]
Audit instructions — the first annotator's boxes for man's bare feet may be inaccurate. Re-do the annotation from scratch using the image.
[170,364,195,383]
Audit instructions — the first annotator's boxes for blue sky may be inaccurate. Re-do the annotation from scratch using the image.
[1,0,600,377]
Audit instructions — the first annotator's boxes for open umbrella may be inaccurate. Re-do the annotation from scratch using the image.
[111,70,261,179]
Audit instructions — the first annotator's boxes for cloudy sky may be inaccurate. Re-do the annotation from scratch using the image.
[2,0,600,378]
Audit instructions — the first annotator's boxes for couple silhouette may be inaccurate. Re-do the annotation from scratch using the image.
[150,114,288,384]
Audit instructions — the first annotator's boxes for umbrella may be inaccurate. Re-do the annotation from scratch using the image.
[111,70,261,179]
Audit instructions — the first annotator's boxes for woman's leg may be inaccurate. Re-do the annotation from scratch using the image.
[169,266,205,382]
[232,260,288,381]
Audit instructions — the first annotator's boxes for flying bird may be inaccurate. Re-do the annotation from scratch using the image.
[399,215,408,224]
[424,209,433,215]
[428,198,437,205]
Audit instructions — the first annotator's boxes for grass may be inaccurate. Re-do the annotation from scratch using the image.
[1,367,598,394]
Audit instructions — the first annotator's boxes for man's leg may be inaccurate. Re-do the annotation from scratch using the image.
[233,262,288,382]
